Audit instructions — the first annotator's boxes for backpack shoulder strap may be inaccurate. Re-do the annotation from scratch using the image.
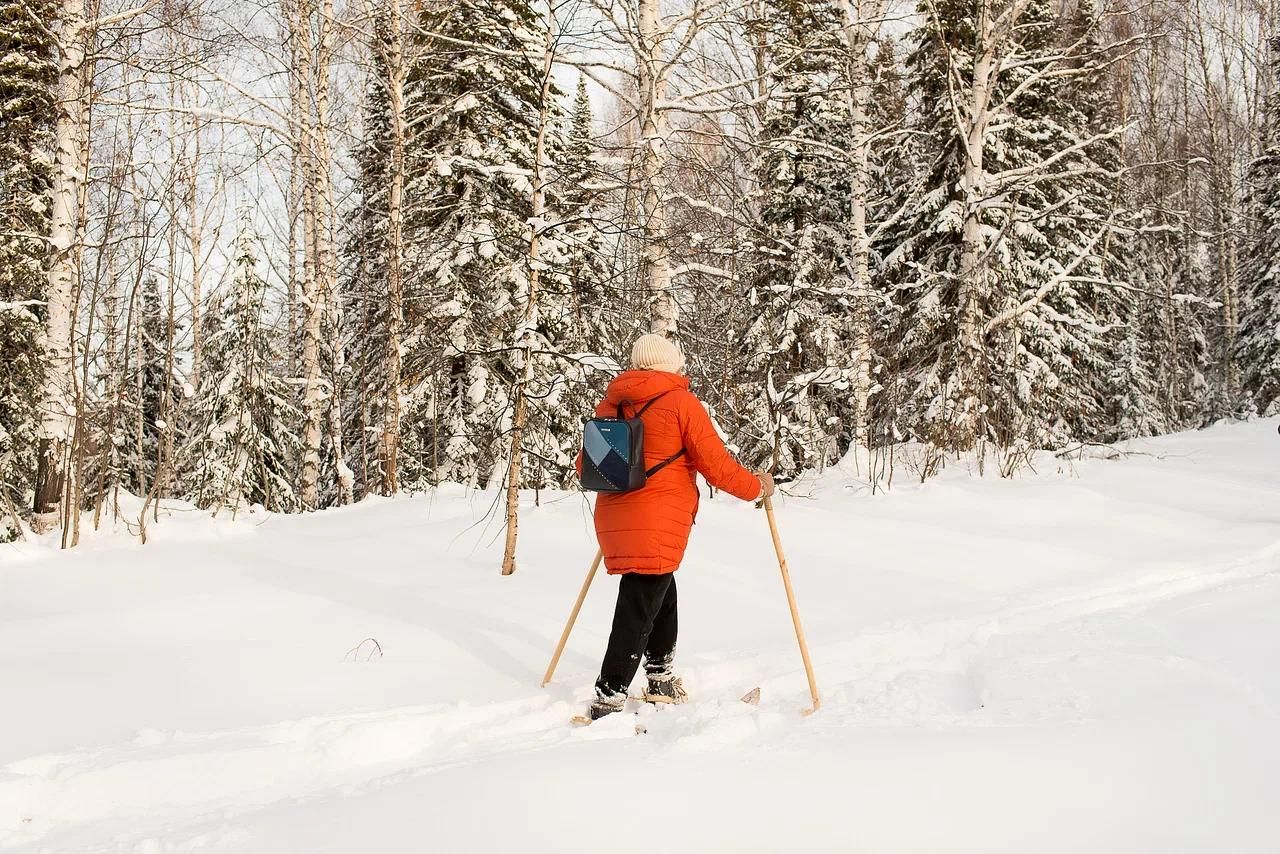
[641,389,686,477]
[645,448,686,477]
[634,389,676,417]
[617,390,673,420]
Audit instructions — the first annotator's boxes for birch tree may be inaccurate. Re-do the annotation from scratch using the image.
[32,0,91,532]
[500,0,564,576]
[371,0,408,495]
[286,0,347,509]
[583,0,752,338]
[834,0,887,451]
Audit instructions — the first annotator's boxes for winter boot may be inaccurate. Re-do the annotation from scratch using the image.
[587,685,627,721]
[643,675,688,705]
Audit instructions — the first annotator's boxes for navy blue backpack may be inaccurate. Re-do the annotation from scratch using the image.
[580,392,685,493]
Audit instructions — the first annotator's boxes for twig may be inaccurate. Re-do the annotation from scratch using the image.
[344,637,384,662]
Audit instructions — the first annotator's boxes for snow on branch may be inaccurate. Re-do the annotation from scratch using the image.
[670,262,735,281]
[983,222,1113,335]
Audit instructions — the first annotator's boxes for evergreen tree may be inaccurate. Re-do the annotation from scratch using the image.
[525,74,615,483]
[737,0,853,476]
[480,72,619,490]
[867,37,908,226]
[1062,0,1162,439]
[553,74,615,356]
[1109,286,1169,438]
[990,0,1113,447]
[878,0,1118,451]
[400,0,554,487]
[123,276,180,496]
[187,219,302,513]
[341,38,393,498]
[866,36,909,444]
[878,0,990,449]
[1237,36,1280,414]
[0,0,56,538]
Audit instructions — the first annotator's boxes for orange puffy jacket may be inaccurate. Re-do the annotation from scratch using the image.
[577,370,762,575]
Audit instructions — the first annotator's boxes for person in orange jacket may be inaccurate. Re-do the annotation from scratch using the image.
[578,334,775,721]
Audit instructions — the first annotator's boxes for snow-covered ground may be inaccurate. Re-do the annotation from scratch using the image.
[3,420,1280,853]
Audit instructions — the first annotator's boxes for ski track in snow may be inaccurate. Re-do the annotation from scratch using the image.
[3,545,1277,850]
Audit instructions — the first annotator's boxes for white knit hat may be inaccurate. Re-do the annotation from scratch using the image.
[630,333,686,374]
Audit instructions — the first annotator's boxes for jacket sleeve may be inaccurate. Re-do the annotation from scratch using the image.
[679,393,762,501]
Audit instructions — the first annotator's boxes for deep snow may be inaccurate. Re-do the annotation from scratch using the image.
[3,420,1280,853]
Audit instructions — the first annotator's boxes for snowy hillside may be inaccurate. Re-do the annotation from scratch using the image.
[3,420,1280,853]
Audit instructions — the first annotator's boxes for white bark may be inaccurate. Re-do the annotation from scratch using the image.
[288,0,340,509]
[186,116,205,391]
[637,0,676,336]
[836,0,885,450]
[930,0,1028,449]
[374,0,408,496]
[956,30,994,448]
[584,0,744,338]
[315,0,351,506]
[500,3,560,577]
[33,0,89,532]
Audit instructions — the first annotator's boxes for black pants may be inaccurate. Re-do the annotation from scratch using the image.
[595,573,678,698]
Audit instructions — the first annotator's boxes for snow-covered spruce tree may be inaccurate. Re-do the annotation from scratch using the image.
[553,76,615,365]
[878,0,1000,451]
[1060,0,1160,439]
[862,37,909,447]
[341,0,414,499]
[120,276,177,497]
[340,31,393,499]
[1236,36,1280,414]
[982,0,1115,449]
[187,220,302,514]
[400,0,549,488]
[0,0,56,538]
[867,36,908,224]
[879,0,1118,453]
[499,70,616,494]
[737,0,853,477]
[529,74,616,479]
[1109,286,1169,438]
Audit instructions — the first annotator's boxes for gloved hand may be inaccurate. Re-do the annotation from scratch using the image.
[755,471,776,501]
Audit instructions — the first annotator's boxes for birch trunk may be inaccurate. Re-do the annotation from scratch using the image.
[286,66,301,382]
[187,119,204,391]
[836,0,883,451]
[33,0,88,532]
[314,0,351,506]
[380,0,408,496]
[952,2,997,451]
[289,0,326,509]
[66,69,95,546]
[637,0,676,337]
[501,11,559,576]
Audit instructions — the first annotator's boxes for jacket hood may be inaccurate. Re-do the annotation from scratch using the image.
[603,370,689,412]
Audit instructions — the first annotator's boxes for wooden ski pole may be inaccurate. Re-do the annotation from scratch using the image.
[541,549,603,687]
[764,496,821,714]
